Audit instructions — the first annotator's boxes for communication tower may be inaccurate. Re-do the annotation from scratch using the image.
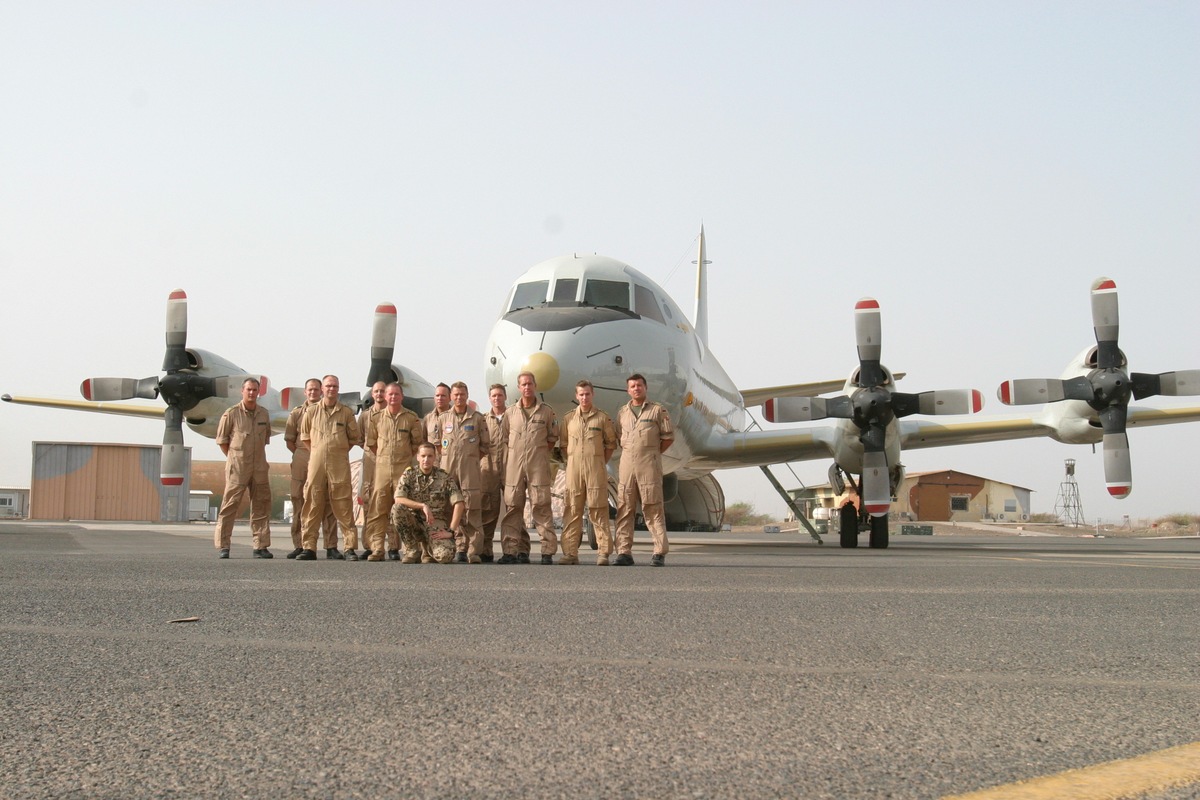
[1053,458,1085,526]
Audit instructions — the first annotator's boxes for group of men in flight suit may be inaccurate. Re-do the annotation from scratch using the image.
[212,370,675,567]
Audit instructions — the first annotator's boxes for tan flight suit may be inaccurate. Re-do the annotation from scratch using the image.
[479,410,508,559]
[392,466,463,564]
[432,408,490,559]
[364,407,424,555]
[500,401,559,557]
[357,405,384,530]
[300,401,362,552]
[614,401,674,556]
[285,401,336,550]
[213,401,272,551]
[561,406,617,561]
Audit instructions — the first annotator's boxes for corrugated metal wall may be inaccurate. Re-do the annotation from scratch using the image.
[30,442,191,522]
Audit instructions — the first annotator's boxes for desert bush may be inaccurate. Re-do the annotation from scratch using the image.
[1154,513,1199,528]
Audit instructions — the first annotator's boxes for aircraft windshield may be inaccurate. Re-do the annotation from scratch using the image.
[583,279,630,311]
[509,280,549,312]
[552,278,578,303]
[634,284,665,324]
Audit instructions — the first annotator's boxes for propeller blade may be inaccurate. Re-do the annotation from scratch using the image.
[763,395,853,423]
[280,386,307,410]
[893,389,983,417]
[1090,277,1121,370]
[854,298,884,387]
[161,405,185,486]
[367,303,398,387]
[1097,404,1131,498]
[163,289,190,373]
[997,377,1094,405]
[1102,431,1132,498]
[80,377,159,402]
[1131,370,1200,400]
[860,448,890,516]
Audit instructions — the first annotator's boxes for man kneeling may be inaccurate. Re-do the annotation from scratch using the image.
[392,442,464,564]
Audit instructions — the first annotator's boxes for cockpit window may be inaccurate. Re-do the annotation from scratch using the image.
[552,278,578,303]
[509,280,549,312]
[583,279,630,310]
[634,284,665,324]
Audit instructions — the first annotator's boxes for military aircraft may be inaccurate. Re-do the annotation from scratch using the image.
[5,233,1200,547]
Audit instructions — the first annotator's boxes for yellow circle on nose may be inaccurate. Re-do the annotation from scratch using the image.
[520,351,560,392]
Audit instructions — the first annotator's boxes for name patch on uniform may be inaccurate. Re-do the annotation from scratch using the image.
[464,424,475,432]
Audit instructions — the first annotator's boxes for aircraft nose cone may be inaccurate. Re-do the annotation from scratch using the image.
[520,351,560,392]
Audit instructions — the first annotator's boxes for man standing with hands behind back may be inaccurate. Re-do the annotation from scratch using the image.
[500,371,558,564]
[213,377,273,559]
[297,374,362,561]
[560,379,616,565]
[613,373,674,567]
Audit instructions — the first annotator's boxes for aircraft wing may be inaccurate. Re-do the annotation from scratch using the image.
[691,405,1200,471]
[691,426,837,471]
[2,394,166,421]
[899,405,1200,450]
[739,380,848,407]
[739,374,907,407]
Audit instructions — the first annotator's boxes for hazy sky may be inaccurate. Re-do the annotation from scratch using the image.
[2,2,1197,523]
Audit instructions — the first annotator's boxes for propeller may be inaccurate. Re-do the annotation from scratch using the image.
[80,290,246,486]
[765,298,983,517]
[997,277,1200,499]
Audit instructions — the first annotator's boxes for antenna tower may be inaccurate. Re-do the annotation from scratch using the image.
[1053,458,1085,526]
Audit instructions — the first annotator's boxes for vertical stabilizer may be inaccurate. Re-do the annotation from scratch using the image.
[693,226,710,350]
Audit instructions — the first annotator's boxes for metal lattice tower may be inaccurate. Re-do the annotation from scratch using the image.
[1053,458,1085,526]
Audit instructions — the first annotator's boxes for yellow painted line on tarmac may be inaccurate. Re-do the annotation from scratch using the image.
[942,742,1200,800]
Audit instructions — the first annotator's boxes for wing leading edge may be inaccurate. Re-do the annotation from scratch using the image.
[2,394,167,421]
[692,405,1200,471]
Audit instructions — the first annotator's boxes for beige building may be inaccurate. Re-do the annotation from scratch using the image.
[30,442,192,522]
[789,469,1033,524]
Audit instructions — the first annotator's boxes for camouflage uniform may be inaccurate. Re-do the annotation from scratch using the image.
[614,400,674,557]
[392,465,463,564]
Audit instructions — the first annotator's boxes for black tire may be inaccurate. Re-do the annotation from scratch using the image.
[839,504,859,549]
[868,514,889,549]
[585,517,598,550]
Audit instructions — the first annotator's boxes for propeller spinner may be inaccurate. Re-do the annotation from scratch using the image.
[765,298,984,517]
[997,277,1200,499]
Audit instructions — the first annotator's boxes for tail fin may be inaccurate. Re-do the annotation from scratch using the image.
[693,226,710,352]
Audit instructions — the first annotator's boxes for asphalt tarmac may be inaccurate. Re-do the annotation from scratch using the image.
[2,521,1198,799]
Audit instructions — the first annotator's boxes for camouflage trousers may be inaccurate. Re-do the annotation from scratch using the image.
[390,505,456,564]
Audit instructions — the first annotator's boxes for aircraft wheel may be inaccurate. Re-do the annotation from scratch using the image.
[585,518,598,550]
[868,515,889,549]
[839,504,859,549]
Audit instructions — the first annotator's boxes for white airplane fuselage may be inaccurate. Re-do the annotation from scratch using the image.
[483,254,747,482]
